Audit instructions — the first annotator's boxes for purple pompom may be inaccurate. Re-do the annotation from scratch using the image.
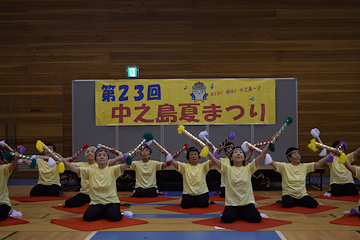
[214,152,220,159]
[339,141,347,151]
[211,192,218,196]
[350,208,358,214]
[229,132,236,141]
[122,154,128,162]
[326,154,333,163]
[18,145,26,154]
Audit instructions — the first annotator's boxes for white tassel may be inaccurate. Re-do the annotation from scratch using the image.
[241,141,249,152]
[198,130,208,140]
[310,128,320,138]
[319,148,327,157]
[123,211,133,218]
[166,153,172,162]
[264,154,273,165]
[48,157,56,167]
[9,210,23,218]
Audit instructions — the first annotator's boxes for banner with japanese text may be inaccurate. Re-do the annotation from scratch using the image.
[95,79,275,125]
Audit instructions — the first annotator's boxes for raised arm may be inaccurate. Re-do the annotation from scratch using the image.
[270,159,277,170]
[62,158,80,175]
[9,155,19,173]
[254,145,269,166]
[169,158,179,169]
[245,150,254,162]
[21,158,32,166]
[109,154,124,166]
[314,155,328,170]
[208,151,221,169]
[345,160,356,175]
[352,147,360,160]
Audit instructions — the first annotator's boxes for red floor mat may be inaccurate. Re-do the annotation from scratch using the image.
[10,196,70,202]
[52,204,130,214]
[257,203,338,214]
[330,213,360,226]
[209,195,270,202]
[155,204,224,214]
[193,217,292,231]
[120,196,179,204]
[0,217,29,227]
[314,195,360,202]
[51,217,148,231]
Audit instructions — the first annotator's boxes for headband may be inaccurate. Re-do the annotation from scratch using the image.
[286,149,299,157]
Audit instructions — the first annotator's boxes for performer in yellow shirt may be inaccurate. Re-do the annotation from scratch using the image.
[169,146,213,209]
[208,145,269,223]
[131,147,166,197]
[217,142,234,198]
[22,143,61,196]
[64,146,97,207]
[327,141,360,196]
[344,160,360,218]
[0,150,18,221]
[269,147,328,208]
[63,148,131,221]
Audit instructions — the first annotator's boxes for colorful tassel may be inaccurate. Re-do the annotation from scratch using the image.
[36,140,65,173]
[217,132,236,154]
[177,125,208,157]
[269,117,293,152]
[68,144,89,162]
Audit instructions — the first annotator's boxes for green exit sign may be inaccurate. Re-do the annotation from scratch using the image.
[126,65,139,78]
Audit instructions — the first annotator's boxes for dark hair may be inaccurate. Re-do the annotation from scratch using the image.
[45,143,56,151]
[141,147,152,154]
[225,142,234,148]
[0,148,4,161]
[228,147,246,166]
[286,147,299,161]
[95,148,109,160]
[186,147,200,160]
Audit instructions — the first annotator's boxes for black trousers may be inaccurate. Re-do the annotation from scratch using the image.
[330,183,359,197]
[30,184,61,196]
[282,195,318,208]
[83,203,122,221]
[65,193,90,208]
[133,187,157,198]
[221,204,262,223]
[181,192,209,209]
[220,187,225,198]
[0,204,11,221]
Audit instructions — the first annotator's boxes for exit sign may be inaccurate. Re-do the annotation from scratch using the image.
[126,65,139,78]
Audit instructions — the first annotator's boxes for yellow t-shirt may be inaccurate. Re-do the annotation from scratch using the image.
[176,160,210,196]
[0,164,11,207]
[327,152,356,185]
[131,160,163,189]
[37,158,61,187]
[276,162,314,199]
[80,165,123,205]
[72,162,98,195]
[354,166,360,206]
[217,160,259,206]
[219,157,230,188]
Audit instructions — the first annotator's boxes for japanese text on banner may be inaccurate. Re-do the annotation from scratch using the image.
[95,79,275,125]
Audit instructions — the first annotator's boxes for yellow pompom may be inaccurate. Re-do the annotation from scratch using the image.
[307,138,318,152]
[36,140,45,153]
[57,162,65,173]
[177,125,185,134]
[200,146,209,158]
[339,152,346,164]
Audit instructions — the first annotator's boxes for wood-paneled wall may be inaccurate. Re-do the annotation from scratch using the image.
[1,0,359,174]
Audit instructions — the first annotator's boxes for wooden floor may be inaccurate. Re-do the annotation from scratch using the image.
[1,186,360,240]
